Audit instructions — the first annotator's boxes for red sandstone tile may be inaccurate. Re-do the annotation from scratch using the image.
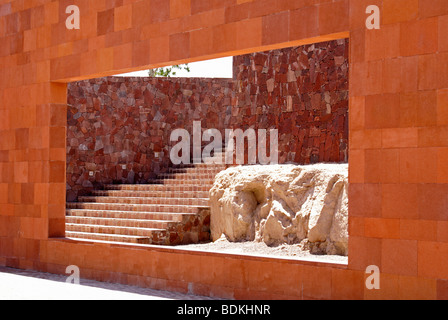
[400,219,437,242]
[225,1,249,23]
[365,25,400,61]
[49,127,65,149]
[382,128,418,149]
[331,269,364,300]
[348,149,364,183]
[348,216,365,237]
[437,279,448,300]
[438,89,448,126]
[400,56,418,93]
[301,265,332,300]
[350,129,382,150]
[365,93,400,129]
[364,272,399,300]
[169,32,190,61]
[212,22,236,54]
[149,36,169,64]
[349,183,382,218]
[290,6,318,42]
[382,239,418,276]
[349,29,365,64]
[113,42,133,70]
[439,15,448,52]
[170,0,190,19]
[349,96,365,131]
[34,183,49,205]
[400,17,438,57]
[398,149,419,183]
[14,162,29,184]
[399,148,439,184]
[383,0,418,24]
[132,0,152,27]
[0,183,8,204]
[381,58,402,94]
[418,241,448,278]
[380,149,400,183]
[364,60,383,96]
[363,149,382,183]
[418,126,448,147]
[439,52,448,90]
[189,27,212,57]
[418,53,439,91]
[150,0,170,23]
[132,39,151,68]
[418,184,448,221]
[262,11,289,46]
[97,8,115,36]
[49,161,65,183]
[364,218,400,239]
[319,0,349,35]
[419,0,448,18]
[382,184,419,219]
[398,275,437,300]
[438,148,448,183]
[348,236,382,271]
[48,218,65,237]
[437,221,448,242]
[236,17,261,50]
[114,4,132,31]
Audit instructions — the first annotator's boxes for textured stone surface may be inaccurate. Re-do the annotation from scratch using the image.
[67,40,349,201]
[209,164,348,256]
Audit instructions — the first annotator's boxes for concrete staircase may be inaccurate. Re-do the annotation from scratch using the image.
[65,160,227,245]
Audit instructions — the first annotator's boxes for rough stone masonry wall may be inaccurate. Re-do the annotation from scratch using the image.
[67,39,349,201]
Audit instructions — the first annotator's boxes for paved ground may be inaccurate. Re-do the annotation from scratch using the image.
[0,267,213,300]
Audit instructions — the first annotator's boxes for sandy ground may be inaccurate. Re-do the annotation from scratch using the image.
[174,238,348,264]
[0,267,214,300]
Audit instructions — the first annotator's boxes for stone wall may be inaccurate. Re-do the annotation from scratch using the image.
[67,77,235,201]
[67,39,349,201]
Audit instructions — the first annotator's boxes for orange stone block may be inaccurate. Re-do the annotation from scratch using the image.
[398,275,437,300]
[364,218,400,239]
[170,0,191,19]
[318,0,349,35]
[262,11,289,46]
[114,5,132,32]
[400,17,438,57]
[383,0,418,24]
[290,6,319,42]
[439,15,448,52]
[382,184,419,219]
[382,239,418,276]
[400,219,437,242]
[236,17,261,50]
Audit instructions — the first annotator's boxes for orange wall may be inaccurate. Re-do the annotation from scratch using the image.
[0,0,447,299]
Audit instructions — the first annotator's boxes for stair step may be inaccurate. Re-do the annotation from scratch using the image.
[66,216,175,229]
[104,184,212,192]
[77,196,209,206]
[156,173,219,180]
[166,167,225,174]
[91,190,210,199]
[66,209,194,222]
[147,179,215,185]
[66,202,201,213]
[66,223,165,237]
[65,231,152,244]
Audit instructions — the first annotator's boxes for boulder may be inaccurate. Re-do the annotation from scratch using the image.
[209,163,348,256]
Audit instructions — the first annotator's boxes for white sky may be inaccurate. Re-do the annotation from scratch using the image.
[115,56,233,78]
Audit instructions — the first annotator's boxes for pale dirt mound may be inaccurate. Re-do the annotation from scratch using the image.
[208,163,348,256]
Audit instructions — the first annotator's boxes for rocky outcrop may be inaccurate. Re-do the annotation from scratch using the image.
[209,164,348,256]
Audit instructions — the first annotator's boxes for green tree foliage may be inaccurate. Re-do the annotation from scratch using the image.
[148,64,190,77]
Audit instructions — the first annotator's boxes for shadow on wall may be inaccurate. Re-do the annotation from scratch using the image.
[66,39,349,202]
